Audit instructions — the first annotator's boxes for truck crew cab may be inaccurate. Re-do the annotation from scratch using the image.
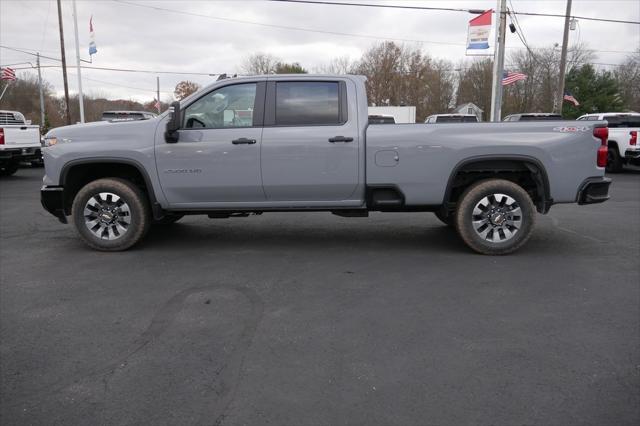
[41,75,611,254]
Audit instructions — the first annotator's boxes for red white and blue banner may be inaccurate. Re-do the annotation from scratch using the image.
[467,10,492,50]
[89,16,97,56]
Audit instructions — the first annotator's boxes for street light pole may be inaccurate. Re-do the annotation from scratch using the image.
[555,0,573,114]
[72,0,85,123]
[37,53,45,129]
[489,0,507,122]
[56,0,71,125]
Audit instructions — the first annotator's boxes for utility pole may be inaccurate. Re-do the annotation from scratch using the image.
[36,53,45,129]
[72,0,85,123]
[156,76,161,113]
[555,0,573,114]
[56,0,71,125]
[489,0,507,122]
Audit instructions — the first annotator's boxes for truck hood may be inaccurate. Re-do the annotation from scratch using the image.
[45,118,163,144]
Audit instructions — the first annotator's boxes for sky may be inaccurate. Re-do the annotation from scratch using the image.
[1,0,638,103]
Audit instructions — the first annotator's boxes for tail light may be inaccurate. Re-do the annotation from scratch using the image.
[631,130,637,146]
[594,126,608,168]
[0,128,4,145]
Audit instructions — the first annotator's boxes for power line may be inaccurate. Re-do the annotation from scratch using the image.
[0,45,63,63]
[49,67,173,94]
[111,1,638,54]
[112,0,466,47]
[0,46,220,76]
[272,0,640,25]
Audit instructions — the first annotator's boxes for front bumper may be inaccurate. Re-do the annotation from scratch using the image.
[624,148,640,159]
[41,186,67,223]
[577,177,611,205]
[625,149,640,165]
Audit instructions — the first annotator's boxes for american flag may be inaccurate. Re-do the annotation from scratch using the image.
[502,71,527,86]
[563,92,580,106]
[154,99,161,113]
[1,67,16,81]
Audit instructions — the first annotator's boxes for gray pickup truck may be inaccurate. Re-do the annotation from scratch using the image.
[41,74,611,254]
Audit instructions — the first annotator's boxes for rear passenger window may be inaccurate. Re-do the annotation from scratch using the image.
[275,82,341,126]
[626,117,640,127]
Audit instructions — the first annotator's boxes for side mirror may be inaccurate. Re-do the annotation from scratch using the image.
[165,101,181,143]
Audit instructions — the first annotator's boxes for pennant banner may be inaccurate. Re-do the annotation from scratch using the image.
[89,16,97,56]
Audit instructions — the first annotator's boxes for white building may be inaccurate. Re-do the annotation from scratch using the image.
[453,102,484,122]
[368,106,416,124]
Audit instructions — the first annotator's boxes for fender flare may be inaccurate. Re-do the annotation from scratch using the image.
[60,157,164,219]
[442,154,552,213]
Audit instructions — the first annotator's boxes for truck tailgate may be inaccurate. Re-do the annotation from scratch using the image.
[1,126,41,148]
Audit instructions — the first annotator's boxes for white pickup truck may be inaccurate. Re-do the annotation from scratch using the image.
[0,110,42,176]
[577,112,640,172]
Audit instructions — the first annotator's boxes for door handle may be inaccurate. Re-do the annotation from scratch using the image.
[328,136,354,143]
[232,138,257,145]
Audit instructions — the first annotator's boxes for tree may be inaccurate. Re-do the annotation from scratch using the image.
[615,49,640,112]
[456,58,493,119]
[563,64,623,118]
[174,81,200,100]
[353,41,455,121]
[274,62,307,74]
[316,57,356,74]
[242,53,279,75]
[0,73,52,126]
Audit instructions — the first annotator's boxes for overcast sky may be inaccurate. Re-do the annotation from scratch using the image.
[1,0,638,103]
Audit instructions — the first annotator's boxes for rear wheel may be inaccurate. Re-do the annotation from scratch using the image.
[71,178,150,251]
[454,179,536,255]
[606,145,623,173]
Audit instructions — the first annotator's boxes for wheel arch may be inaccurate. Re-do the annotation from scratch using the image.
[443,155,552,214]
[60,158,163,219]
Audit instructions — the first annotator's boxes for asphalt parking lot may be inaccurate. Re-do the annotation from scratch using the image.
[1,167,638,426]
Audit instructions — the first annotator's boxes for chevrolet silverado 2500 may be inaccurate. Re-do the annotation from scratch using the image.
[41,74,611,254]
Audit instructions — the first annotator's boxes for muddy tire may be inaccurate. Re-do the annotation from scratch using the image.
[454,179,536,255]
[71,178,150,251]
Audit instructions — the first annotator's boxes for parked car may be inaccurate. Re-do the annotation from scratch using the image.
[42,74,610,254]
[503,113,562,121]
[101,111,157,122]
[0,110,42,176]
[368,115,395,124]
[425,114,478,123]
[577,112,640,172]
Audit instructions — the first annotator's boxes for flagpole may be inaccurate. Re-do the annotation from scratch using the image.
[72,0,85,123]
[0,81,11,101]
[157,77,161,113]
[489,0,507,122]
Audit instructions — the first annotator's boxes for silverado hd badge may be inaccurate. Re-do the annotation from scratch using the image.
[164,169,202,174]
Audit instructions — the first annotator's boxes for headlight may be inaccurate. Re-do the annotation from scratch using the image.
[44,137,58,147]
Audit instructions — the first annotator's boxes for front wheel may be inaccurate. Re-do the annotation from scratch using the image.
[454,179,536,255]
[71,178,151,251]
[0,162,19,176]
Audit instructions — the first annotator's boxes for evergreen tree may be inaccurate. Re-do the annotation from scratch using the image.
[563,64,623,118]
